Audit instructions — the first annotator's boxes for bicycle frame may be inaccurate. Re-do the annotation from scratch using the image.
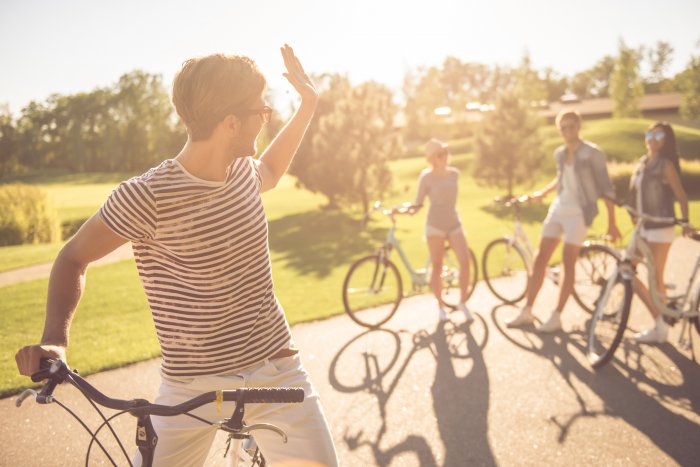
[619,218,700,323]
[510,215,536,268]
[380,218,428,289]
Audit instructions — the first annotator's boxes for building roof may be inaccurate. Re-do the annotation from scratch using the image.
[540,92,681,119]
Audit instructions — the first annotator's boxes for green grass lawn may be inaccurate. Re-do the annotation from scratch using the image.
[2,117,700,395]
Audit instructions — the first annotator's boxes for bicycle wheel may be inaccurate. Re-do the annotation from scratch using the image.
[429,247,479,308]
[573,244,620,314]
[482,237,529,303]
[587,270,633,369]
[343,254,403,328]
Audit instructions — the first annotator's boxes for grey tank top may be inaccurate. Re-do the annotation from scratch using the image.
[414,168,462,231]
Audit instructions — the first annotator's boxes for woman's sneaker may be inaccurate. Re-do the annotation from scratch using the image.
[634,325,668,344]
[438,304,448,322]
[506,307,534,328]
[537,311,562,333]
[458,303,474,323]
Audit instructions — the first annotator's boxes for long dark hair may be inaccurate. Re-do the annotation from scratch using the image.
[650,121,681,175]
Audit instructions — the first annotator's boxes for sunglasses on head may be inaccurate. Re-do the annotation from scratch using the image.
[645,130,664,142]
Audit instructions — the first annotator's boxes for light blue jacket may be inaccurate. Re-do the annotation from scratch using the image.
[554,140,615,226]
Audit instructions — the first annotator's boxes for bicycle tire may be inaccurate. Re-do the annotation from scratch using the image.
[428,247,479,308]
[573,243,620,314]
[692,287,700,355]
[342,254,403,328]
[587,270,633,369]
[482,237,529,303]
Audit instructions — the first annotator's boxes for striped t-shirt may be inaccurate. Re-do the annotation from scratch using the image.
[99,157,291,379]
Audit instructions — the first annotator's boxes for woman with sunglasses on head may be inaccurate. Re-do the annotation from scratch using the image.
[627,122,690,344]
[409,138,474,323]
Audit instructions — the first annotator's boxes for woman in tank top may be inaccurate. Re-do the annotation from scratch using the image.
[409,138,474,323]
[627,122,690,344]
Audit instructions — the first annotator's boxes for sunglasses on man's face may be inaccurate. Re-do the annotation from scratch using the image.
[239,105,273,123]
[645,131,665,142]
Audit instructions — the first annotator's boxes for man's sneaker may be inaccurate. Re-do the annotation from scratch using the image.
[634,326,668,344]
[537,311,562,333]
[458,303,474,323]
[438,305,448,322]
[506,308,534,328]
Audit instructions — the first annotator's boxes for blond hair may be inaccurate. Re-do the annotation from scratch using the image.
[172,54,266,141]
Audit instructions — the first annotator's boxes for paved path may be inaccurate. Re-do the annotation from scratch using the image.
[2,238,699,466]
[0,243,134,287]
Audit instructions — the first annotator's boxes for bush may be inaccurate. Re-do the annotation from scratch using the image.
[0,184,60,246]
[609,159,700,200]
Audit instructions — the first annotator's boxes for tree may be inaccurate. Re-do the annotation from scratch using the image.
[291,78,401,212]
[0,105,18,178]
[645,40,675,93]
[678,47,700,122]
[473,91,544,197]
[570,56,615,99]
[610,39,644,118]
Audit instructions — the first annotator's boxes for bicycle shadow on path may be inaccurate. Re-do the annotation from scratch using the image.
[491,303,700,465]
[328,308,494,466]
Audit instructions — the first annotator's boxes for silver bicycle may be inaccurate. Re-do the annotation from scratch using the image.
[342,201,478,328]
[587,202,700,369]
[481,194,620,313]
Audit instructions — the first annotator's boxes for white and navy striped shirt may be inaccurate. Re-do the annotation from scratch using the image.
[99,157,291,378]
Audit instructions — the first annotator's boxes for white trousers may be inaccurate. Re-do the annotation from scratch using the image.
[133,354,338,467]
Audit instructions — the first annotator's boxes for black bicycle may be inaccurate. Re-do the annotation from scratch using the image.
[16,359,304,466]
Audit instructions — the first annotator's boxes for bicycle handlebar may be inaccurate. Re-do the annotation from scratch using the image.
[493,194,530,208]
[23,359,305,416]
[604,197,691,227]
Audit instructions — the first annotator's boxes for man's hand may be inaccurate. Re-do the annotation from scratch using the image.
[528,191,544,203]
[281,44,317,103]
[15,344,66,377]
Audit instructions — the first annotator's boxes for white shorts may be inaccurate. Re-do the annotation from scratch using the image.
[425,224,463,239]
[541,212,587,246]
[640,225,675,244]
[132,354,338,467]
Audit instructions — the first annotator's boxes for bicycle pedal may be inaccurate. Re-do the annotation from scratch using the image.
[662,315,677,326]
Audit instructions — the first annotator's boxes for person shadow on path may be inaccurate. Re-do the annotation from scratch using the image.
[332,311,494,466]
[432,317,497,466]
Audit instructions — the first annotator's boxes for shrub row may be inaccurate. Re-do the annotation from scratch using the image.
[0,184,61,246]
[610,159,700,201]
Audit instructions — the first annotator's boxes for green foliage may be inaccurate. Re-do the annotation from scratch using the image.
[609,159,700,200]
[610,39,644,118]
[570,56,615,99]
[678,52,700,122]
[473,91,545,196]
[2,71,185,177]
[0,106,19,178]
[0,184,60,246]
[291,76,401,212]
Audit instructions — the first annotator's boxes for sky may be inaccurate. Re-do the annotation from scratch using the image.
[1,0,699,116]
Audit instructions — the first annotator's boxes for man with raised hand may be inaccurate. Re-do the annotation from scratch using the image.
[16,45,338,466]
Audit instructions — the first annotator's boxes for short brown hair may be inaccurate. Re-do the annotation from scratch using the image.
[172,54,266,141]
[555,110,582,128]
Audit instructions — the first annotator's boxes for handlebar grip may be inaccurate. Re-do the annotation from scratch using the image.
[241,387,305,404]
[30,358,58,383]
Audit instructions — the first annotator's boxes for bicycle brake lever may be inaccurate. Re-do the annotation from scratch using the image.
[237,423,288,443]
[15,389,38,407]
